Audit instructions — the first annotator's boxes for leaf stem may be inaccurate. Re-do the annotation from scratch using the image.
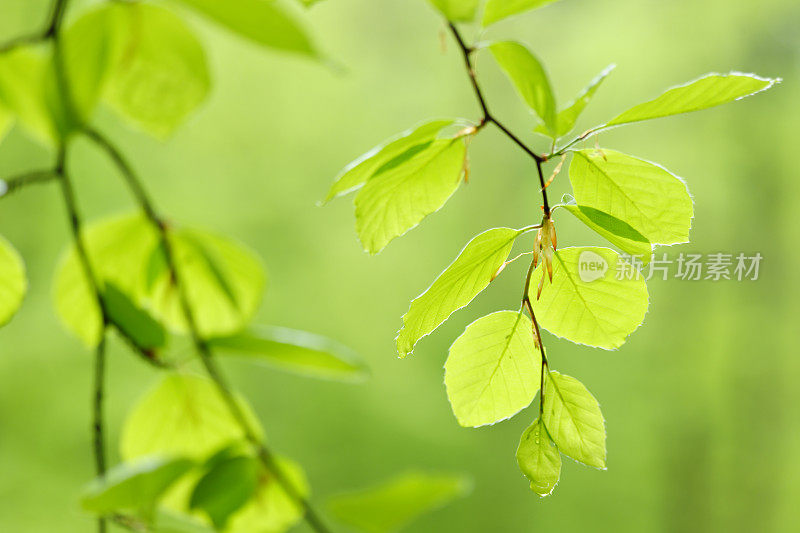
[0,169,59,197]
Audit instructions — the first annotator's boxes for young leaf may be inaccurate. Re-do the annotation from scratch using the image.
[516,418,561,496]
[328,472,470,533]
[562,204,652,260]
[530,247,648,349]
[325,119,455,203]
[445,311,540,427]
[104,4,211,138]
[0,235,26,327]
[146,228,266,338]
[542,371,606,469]
[535,64,615,138]
[174,0,317,57]
[121,373,263,461]
[488,41,556,134]
[103,282,167,352]
[53,213,159,347]
[81,456,195,515]
[428,0,480,22]
[569,149,694,245]
[355,138,466,254]
[483,0,561,27]
[396,227,524,358]
[190,455,260,530]
[208,325,368,382]
[606,72,779,127]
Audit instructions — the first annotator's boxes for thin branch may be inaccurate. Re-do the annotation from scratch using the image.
[0,0,68,54]
[84,128,335,533]
[92,335,109,533]
[0,169,58,197]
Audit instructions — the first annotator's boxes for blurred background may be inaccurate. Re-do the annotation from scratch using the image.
[0,0,797,531]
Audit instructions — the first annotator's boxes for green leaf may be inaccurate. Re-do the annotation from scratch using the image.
[325,119,455,203]
[445,311,540,427]
[562,204,652,260]
[355,138,466,254]
[542,371,606,469]
[0,235,26,327]
[121,373,263,461]
[0,101,12,143]
[396,227,524,358]
[535,64,614,138]
[175,0,316,57]
[146,228,266,338]
[53,213,159,347]
[81,456,195,515]
[328,472,470,533]
[103,282,167,352]
[530,247,649,349]
[488,41,556,134]
[516,418,561,496]
[428,0,480,22]
[190,455,259,530]
[483,0,560,27]
[606,72,779,127]
[569,149,693,245]
[104,4,211,138]
[208,325,368,382]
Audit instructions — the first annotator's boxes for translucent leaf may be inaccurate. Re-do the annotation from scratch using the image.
[0,99,14,144]
[208,325,368,382]
[53,213,159,347]
[428,0,480,22]
[530,247,648,349]
[0,235,26,327]
[104,4,211,138]
[81,456,195,515]
[445,311,540,427]
[190,455,259,530]
[562,204,652,260]
[535,64,614,138]
[325,119,455,203]
[569,149,694,245]
[542,371,606,469]
[146,228,266,338]
[103,282,167,352]
[121,373,263,461]
[355,138,466,254]
[606,72,779,127]
[396,227,524,358]
[328,472,470,533]
[483,0,560,27]
[174,0,316,57]
[516,418,561,496]
[488,41,556,134]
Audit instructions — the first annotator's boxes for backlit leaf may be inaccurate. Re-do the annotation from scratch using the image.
[428,0,480,22]
[0,235,26,327]
[535,64,614,138]
[103,282,167,352]
[516,418,561,496]
[483,0,561,27]
[562,204,652,260]
[190,455,259,530]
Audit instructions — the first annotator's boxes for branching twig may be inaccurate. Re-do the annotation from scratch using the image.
[0,169,58,197]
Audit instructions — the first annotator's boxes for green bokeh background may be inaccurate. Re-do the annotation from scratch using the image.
[1,0,798,531]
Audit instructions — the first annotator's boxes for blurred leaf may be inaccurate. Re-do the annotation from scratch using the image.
[535,64,614,138]
[190,455,259,530]
[297,0,324,6]
[147,228,266,338]
[325,119,455,203]
[530,247,649,349]
[396,227,524,358]
[488,41,556,134]
[121,373,263,461]
[0,101,13,143]
[570,149,693,245]
[0,235,26,327]
[606,72,779,127]
[103,282,167,352]
[81,456,195,515]
[562,204,652,260]
[428,0,480,22]
[175,0,317,57]
[104,3,211,138]
[542,371,606,469]
[516,418,561,496]
[445,311,540,427]
[53,213,159,347]
[355,138,466,254]
[483,0,560,27]
[209,325,368,382]
[328,472,470,533]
